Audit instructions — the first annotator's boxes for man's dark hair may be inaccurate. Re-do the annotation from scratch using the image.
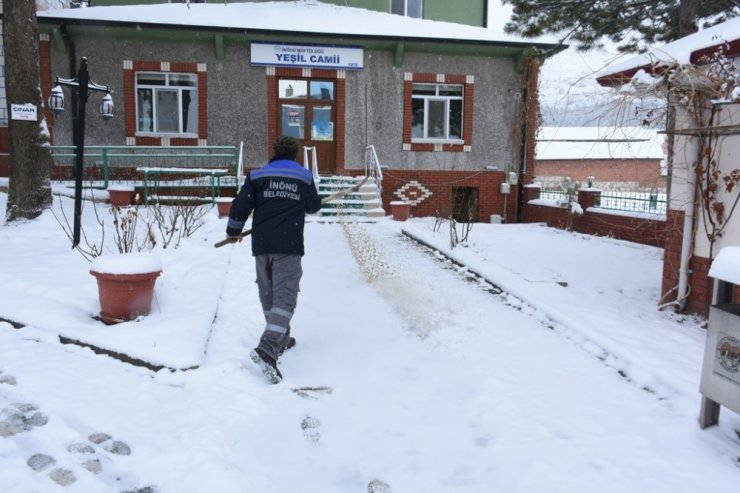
[273,136,300,160]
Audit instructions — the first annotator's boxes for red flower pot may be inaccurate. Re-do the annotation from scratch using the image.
[390,201,411,221]
[215,197,233,218]
[90,254,162,325]
[107,186,136,207]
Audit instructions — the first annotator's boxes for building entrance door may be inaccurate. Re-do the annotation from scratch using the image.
[277,78,336,175]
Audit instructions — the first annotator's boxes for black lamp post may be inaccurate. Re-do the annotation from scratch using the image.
[48,56,114,248]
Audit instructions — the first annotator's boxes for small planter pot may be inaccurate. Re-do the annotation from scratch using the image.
[215,197,233,218]
[107,185,136,207]
[90,253,162,325]
[390,201,412,221]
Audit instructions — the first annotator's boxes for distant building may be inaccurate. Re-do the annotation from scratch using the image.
[534,126,666,191]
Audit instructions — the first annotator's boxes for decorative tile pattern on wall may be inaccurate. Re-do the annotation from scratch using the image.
[394,180,432,206]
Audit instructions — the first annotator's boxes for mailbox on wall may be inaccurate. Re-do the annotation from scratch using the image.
[699,246,740,428]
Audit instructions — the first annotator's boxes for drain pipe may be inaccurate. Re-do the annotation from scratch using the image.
[676,169,696,310]
[515,89,527,224]
[675,125,700,311]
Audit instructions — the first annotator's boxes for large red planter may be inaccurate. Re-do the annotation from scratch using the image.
[90,253,162,325]
[215,197,233,218]
[390,201,411,221]
[107,186,136,207]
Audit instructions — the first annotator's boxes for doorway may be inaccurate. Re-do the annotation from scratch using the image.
[277,78,336,174]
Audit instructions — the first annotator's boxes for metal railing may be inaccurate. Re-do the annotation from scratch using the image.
[364,144,383,199]
[303,145,320,184]
[597,192,667,214]
[236,141,245,187]
[50,144,240,189]
[539,189,567,201]
[537,188,667,215]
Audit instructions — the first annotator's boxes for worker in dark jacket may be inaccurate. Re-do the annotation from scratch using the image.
[226,136,322,383]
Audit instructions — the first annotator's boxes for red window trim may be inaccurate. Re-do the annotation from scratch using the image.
[403,73,473,152]
[123,61,207,146]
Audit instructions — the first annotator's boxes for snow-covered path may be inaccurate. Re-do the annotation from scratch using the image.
[2,213,739,492]
[192,221,740,491]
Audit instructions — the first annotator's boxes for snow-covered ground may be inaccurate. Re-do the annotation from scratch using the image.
[1,190,739,492]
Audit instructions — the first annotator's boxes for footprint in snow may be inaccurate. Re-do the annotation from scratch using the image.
[0,403,48,437]
[301,415,321,443]
[367,478,392,492]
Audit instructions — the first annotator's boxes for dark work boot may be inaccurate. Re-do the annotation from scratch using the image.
[279,336,296,355]
[250,348,282,384]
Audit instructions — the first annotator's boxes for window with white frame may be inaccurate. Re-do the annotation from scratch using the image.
[411,83,463,141]
[391,0,422,18]
[135,72,198,135]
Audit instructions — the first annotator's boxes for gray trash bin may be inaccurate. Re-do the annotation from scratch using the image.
[698,247,740,428]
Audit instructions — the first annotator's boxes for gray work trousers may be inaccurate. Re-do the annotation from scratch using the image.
[254,253,303,360]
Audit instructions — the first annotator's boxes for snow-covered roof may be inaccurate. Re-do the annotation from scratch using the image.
[597,17,740,86]
[709,246,740,284]
[536,126,665,160]
[37,0,557,49]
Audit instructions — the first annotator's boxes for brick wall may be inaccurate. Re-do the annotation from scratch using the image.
[39,36,53,142]
[661,209,684,305]
[687,256,713,316]
[534,158,666,190]
[660,209,714,317]
[379,170,515,223]
[523,188,666,248]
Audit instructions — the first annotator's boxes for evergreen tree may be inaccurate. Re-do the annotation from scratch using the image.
[502,0,739,52]
[3,0,54,222]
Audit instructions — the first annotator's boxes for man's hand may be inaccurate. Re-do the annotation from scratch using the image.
[215,229,252,248]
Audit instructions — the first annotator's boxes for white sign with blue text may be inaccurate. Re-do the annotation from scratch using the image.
[10,103,38,122]
[251,43,364,70]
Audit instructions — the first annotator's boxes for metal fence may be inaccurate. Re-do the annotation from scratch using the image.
[538,189,667,215]
[50,145,240,189]
[598,192,667,214]
[539,189,567,201]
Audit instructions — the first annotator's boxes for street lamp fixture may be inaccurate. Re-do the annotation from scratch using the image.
[48,85,64,116]
[48,56,113,248]
[99,93,114,123]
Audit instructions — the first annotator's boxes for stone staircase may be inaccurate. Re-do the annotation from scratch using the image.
[317,175,385,219]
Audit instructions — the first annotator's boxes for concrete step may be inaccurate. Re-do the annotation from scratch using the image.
[316,175,384,219]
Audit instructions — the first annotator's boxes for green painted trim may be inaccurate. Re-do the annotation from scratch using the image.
[215,33,225,60]
[424,0,486,27]
[394,42,405,68]
[515,47,539,73]
[51,27,67,55]
[37,21,559,62]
